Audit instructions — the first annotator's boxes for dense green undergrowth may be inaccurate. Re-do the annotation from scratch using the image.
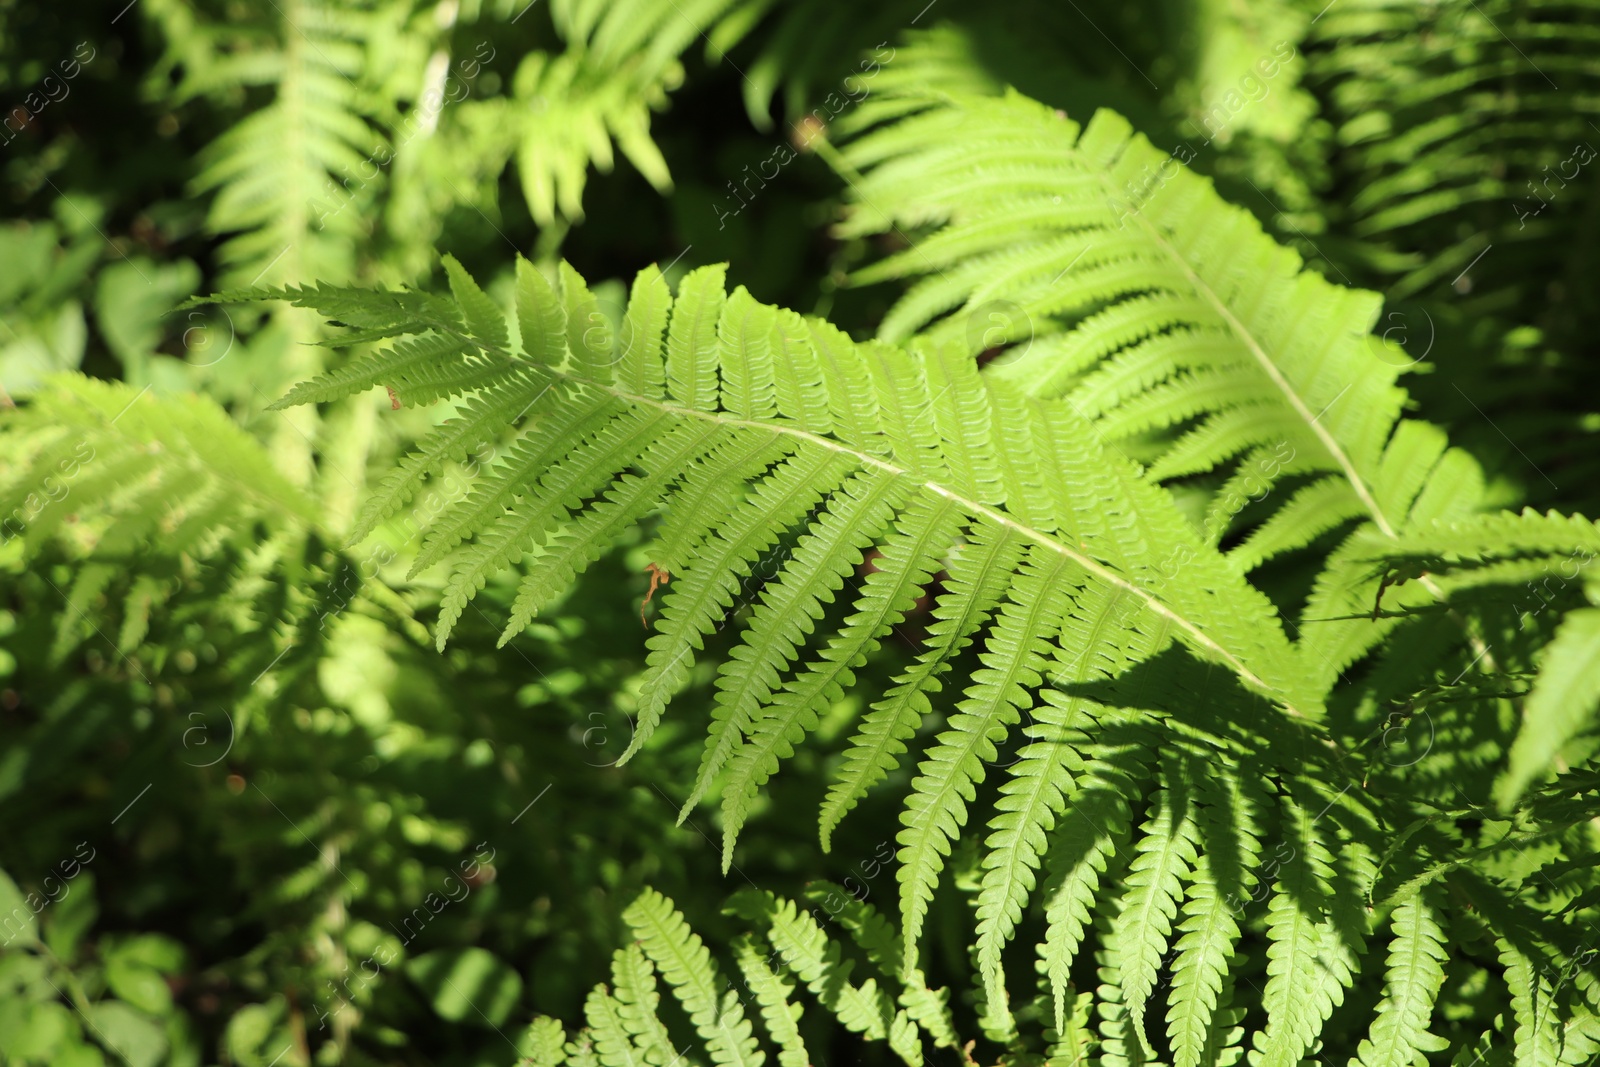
[1,1,1596,1066]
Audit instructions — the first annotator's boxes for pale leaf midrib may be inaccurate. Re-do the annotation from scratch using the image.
[390,316,1299,714]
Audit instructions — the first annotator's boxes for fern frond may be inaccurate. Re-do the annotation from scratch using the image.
[640,448,855,765]
[587,987,652,1067]
[1038,721,1146,1032]
[230,253,1316,833]
[223,171,1600,1065]
[800,884,957,1050]
[818,498,1007,848]
[1355,508,1600,805]
[347,370,555,545]
[733,891,897,1044]
[1500,936,1564,1067]
[897,542,1080,971]
[1309,0,1600,301]
[1368,509,1600,577]
[732,935,808,1067]
[450,0,757,228]
[839,89,1495,694]
[1093,920,1150,1067]
[612,944,684,1067]
[1165,765,1261,1067]
[525,1016,570,1067]
[1250,786,1371,1067]
[713,473,909,858]
[974,583,1170,1027]
[1113,755,1201,1056]
[148,0,393,286]
[0,375,317,564]
[503,420,730,641]
[625,889,764,1067]
[690,467,901,813]
[1352,891,1450,1067]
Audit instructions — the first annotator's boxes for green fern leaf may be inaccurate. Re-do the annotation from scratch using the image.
[611,944,683,1067]
[517,257,569,367]
[713,472,908,862]
[818,500,1008,848]
[525,1017,570,1067]
[502,422,731,640]
[734,891,896,1042]
[1166,767,1262,1067]
[974,581,1168,1027]
[717,286,781,420]
[444,254,511,356]
[1500,937,1563,1067]
[666,264,727,412]
[636,450,855,763]
[562,260,617,381]
[800,884,958,1051]
[1351,892,1449,1067]
[347,370,554,546]
[1250,787,1367,1067]
[587,987,650,1067]
[732,935,808,1067]
[617,265,672,397]
[1113,756,1201,1056]
[625,889,764,1067]
[408,392,623,578]
[897,541,1078,970]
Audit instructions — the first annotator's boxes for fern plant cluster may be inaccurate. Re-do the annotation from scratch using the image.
[1,1,1598,1066]
[214,153,1599,1061]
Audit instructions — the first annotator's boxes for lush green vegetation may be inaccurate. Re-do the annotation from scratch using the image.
[2,1,1598,1066]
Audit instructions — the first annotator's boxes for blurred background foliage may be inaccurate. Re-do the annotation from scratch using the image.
[0,0,1595,1063]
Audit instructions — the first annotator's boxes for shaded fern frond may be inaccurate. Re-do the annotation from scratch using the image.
[1307,0,1600,307]
[145,0,398,287]
[1358,509,1600,805]
[0,374,316,563]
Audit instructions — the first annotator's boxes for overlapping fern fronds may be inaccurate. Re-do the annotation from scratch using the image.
[836,88,1501,710]
[1363,508,1600,805]
[203,211,1598,1061]
[520,869,1596,1067]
